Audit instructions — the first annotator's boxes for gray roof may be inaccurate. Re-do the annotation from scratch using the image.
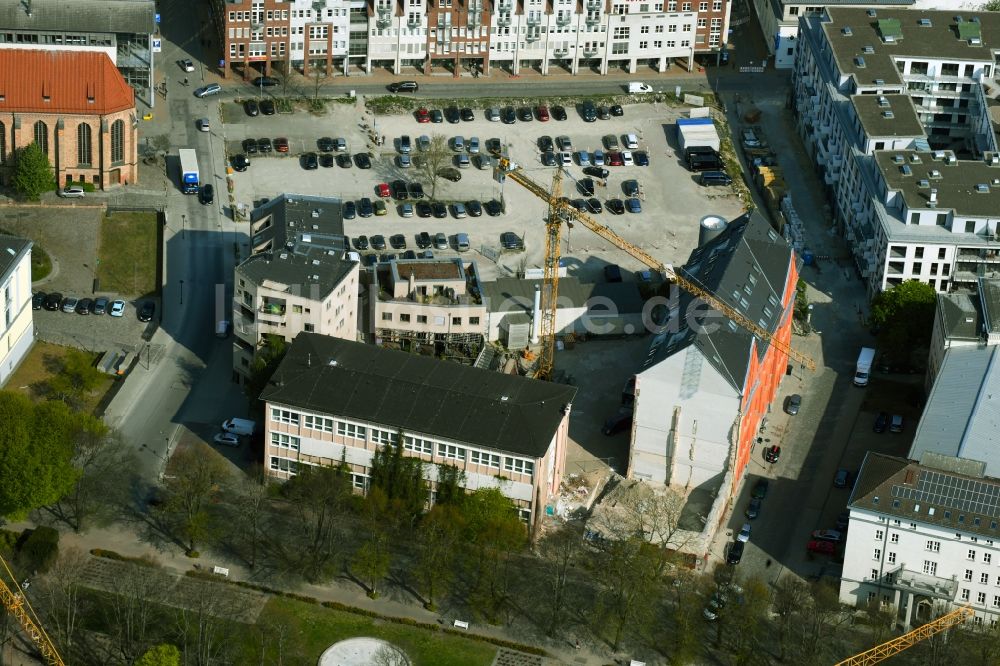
[851,94,924,139]
[0,0,155,34]
[851,451,1000,540]
[823,8,1000,89]
[935,290,981,342]
[261,332,578,459]
[875,150,1000,219]
[0,234,31,280]
[642,212,795,391]
[909,345,1000,478]
[979,279,1000,335]
[482,276,645,316]
[237,250,355,299]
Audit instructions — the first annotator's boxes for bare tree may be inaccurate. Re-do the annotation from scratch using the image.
[172,583,239,666]
[538,522,585,637]
[772,575,810,661]
[104,563,169,664]
[51,428,135,532]
[415,134,451,200]
[161,442,231,554]
[281,463,354,581]
[593,537,661,651]
[351,488,392,599]
[33,547,89,655]
[228,467,270,569]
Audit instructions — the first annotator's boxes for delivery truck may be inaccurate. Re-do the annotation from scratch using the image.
[854,347,876,387]
[179,148,200,194]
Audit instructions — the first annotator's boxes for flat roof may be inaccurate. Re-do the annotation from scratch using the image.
[851,93,924,138]
[392,259,463,281]
[0,0,155,34]
[875,150,1000,218]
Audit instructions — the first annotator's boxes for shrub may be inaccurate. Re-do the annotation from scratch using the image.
[89,548,158,567]
[19,526,59,574]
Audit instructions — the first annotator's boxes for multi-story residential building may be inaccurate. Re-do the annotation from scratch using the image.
[926,277,1000,390]
[232,194,359,382]
[220,0,728,77]
[0,235,33,386]
[0,50,138,189]
[371,257,487,348]
[793,8,1000,297]
[260,331,577,530]
[0,0,156,105]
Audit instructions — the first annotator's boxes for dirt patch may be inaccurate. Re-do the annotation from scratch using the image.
[5,341,114,414]
[0,205,103,291]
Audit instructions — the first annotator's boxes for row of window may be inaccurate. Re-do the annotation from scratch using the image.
[380,312,481,325]
[0,120,125,165]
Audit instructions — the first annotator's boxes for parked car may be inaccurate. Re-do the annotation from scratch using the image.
[417,232,433,249]
[811,529,843,543]
[602,409,633,436]
[390,234,407,249]
[577,151,591,167]
[354,236,369,250]
[586,198,603,214]
[387,81,418,93]
[610,104,624,117]
[890,414,904,433]
[445,106,461,123]
[260,99,276,115]
[784,394,802,415]
[607,151,624,166]
[807,540,837,555]
[467,200,482,217]
[873,411,889,433]
[358,198,374,218]
[518,107,533,121]
[196,118,210,132]
[434,233,449,250]
[407,182,425,199]
[623,179,640,196]
[243,99,259,116]
[440,167,462,182]
[302,152,318,169]
[430,109,443,123]
[468,137,480,154]
[584,166,610,179]
[342,201,357,219]
[604,134,621,151]
[110,300,126,317]
[257,137,273,153]
[763,445,781,463]
[317,137,335,152]
[355,153,372,169]
[320,153,334,167]
[252,76,279,87]
[58,186,85,198]
[336,153,352,168]
[556,135,573,152]
[500,232,524,250]
[726,541,744,565]
[623,133,639,149]
[452,203,468,219]
[138,301,155,322]
[484,200,503,216]
[415,107,430,123]
[416,202,433,218]
[737,522,752,543]
[536,105,550,121]
[751,478,769,499]
[274,137,289,152]
[180,58,195,72]
[579,178,595,196]
[606,198,625,215]
[486,108,500,122]
[460,107,475,121]
[432,202,448,218]
[242,138,259,155]
[580,100,597,122]
[634,151,650,166]
[541,152,557,167]
[232,154,250,172]
[625,198,642,214]
[745,498,762,520]
[194,83,221,98]
[214,432,240,447]
[371,235,387,250]
[199,184,214,205]
[399,202,414,218]
[551,105,568,121]
[32,292,46,310]
[834,469,851,488]
[373,200,387,216]
[75,298,92,315]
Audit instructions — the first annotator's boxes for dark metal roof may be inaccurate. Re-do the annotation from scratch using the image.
[482,276,645,315]
[643,212,796,391]
[935,290,981,342]
[236,250,355,299]
[0,0,155,34]
[261,333,577,459]
[0,234,31,280]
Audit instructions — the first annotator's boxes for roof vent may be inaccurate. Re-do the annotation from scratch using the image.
[946,154,957,165]
[328,359,338,366]
[918,18,932,27]
[867,9,877,17]
[910,154,922,163]
[883,110,895,119]
[500,395,510,401]
[976,183,990,193]
[279,252,289,259]
[842,26,853,36]
[879,96,890,107]
[863,45,875,54]
[311,209,320,218]
[988,153,999,166]
[993,178,1000,186]
[892,154,904,164]
[971,37,982,46]
[883,34,895,43]
[874,78,885,86]
[855,56,866,68]
[929,188,938,207]
[901,165,912,175]
[302,233,312,243]
[930,169,942,178]
[933,150,946,160]
[918,179,930,188]
[311,259,320,265]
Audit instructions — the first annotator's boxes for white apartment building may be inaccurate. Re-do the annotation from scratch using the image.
[232,194,359,383]
[0,235,33,386]
[367,0,428,74]
[794,8,1000,297]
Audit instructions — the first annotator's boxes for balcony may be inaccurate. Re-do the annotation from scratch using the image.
[587,0,600,8]
[585,15,599,27]
[497,0,512,9]
[312,0,326,12]
[377,12,392,28]
[526,29,540,41]
[553,48,568,57]
[582,47,598,57]
[497,14,511,25]
[251,21,264,31]
[259,300,286,317]
[408,16,422,26]
[556,14,570,26]
[527,15,541,26]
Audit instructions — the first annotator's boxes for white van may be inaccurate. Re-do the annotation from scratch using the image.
[222,418,256,436]
[216,320,230,338]
[628,82,653,94]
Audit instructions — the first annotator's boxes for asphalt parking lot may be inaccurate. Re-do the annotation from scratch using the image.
[221,98,745,283]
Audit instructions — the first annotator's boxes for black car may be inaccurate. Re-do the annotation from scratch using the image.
[401,250,417,260]
[432,202,448,218]
[138,301,155,323]
[407,182,425,199]
[745,498,762,520]
[501,107,517,124]
[243,100,259,117]
[610,104,624,117]
[873,411,889,433]
[242,138,259,155]
[358,197,374,217]
[602,410,633,435]
[199,184,214,205]
[634,151,650,166]
[500,232,524,250]
[343,201,357,219]
[460,107,475,121]
[336,153,353,168]
[484,200,503,217]
[467,200,482,217]
[445,106,461,124]
[260,99,276,115]
[784,394,802,415]
[607,198,625,215]
[763,445,781,463]
[551,105,568,121]
[726,541,745,566]
[252,76,279,87]
[392,180,409,200]
[583,166,610,179]
[416,201,433,218]
[44,292,62,310]
[76,298,93,315]
[371,235,387,250]
[541,152,557,167]
[430,109,443,123]
[751,478,769,499]
[598,105,611,120]
[486,138,503,156]
[389,234,407,250]
[623,179,640,196]
[586,198,603,213]
[580,100,598,122]
[257,137,273,153]
[439,167,462,182]
[538,136,554,153]
[302,152,319,170]
[317,137,335,152]
[387,81,418,93]
[354,235,369,250]
[579,178,595,197]
[416,232,432,249]
[320,153,334,168]
[517,107,533,122]
[570,199,587,211]
[231,154,250,172]
[355,153,372,169]
[32,292,46,310]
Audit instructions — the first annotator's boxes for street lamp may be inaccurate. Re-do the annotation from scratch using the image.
[179,279,184,305]
[182,214,186,239]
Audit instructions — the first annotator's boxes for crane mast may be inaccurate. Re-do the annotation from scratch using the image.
[0,552,65,665]
[834,606,973,665]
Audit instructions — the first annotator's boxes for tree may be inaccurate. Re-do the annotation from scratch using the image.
[369,439,427,519]
[415,134,451,200]
[984,0,1000,11]
[51,425,134,532]
[105,564,169,664]
[136,644,180,666]
[245,334,287,404]
[461,488,527,623]
[161,442,230,554]
[538,521,585,637]
[34,546,89,657]
[412,504,462,610]
[44,349,105,408]
[351,488,393,598]
[0,392,81,520]
[870,279,936,367]
[228,467,270,569]
[772,576,811,661]
[434,463,465,507]
[281,462,355,580]
[12,143,54,200]
[593,537,661,651]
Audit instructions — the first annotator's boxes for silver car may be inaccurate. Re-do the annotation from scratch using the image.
[486,108,500,122]
[194,83,221,98]
[468,137,480,154]
[399,202,414,217]
[452,136,465,152]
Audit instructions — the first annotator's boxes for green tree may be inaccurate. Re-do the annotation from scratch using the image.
[984,0,1000,11]
[434,463,465,507]
[0,392,81,519]
[594,537,661,651]
[415,134,451,200]
[136,644,181,666]
[369,439,427,518]
[413,504,462,610]
[281,462,355,580]
[870,279,936,367]
[12,143,55,200]
[352,488,393,598]
[538,521,585,637]
[245,334,287,404]
[461,488,527,623]
[160,442,230,554]
[51,421,133,532]
[44,349,104,408]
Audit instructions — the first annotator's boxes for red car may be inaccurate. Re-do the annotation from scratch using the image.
[807,540,836,555]
[536,105,550,121]
[377,182,391,198]
[274,137,289,153]
[607,151,624,166]
[416,107,430,123]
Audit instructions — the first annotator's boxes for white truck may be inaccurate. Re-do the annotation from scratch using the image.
[222,418,256,436]
[854,347,876,387]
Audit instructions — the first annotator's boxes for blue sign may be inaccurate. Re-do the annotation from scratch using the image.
[155,12,160,23]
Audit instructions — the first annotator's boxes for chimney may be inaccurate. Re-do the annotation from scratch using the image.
[531,284,542,344]
[929,189,938,207]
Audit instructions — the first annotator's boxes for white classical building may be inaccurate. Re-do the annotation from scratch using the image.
[0,235,33,386]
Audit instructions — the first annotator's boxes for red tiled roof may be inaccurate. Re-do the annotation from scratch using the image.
[0,49,134,115]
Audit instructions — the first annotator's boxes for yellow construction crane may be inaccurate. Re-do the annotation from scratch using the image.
[834,606,973,665]
[0,551,65,666]
[496,157,816,379]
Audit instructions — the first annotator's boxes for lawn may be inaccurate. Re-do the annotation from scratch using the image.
[239,597,498,665]
[5,341,113,414]
[95,211,158,297]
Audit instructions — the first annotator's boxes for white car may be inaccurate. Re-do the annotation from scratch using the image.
[58,186,85,198]
[197,118,210,132]
[180,59,195,72]
[213,432,240,447]
[109,300,126,317]
[737,522,751,543]
[560,152,572,166]
[621,151,634,166]
[624,133,639,149]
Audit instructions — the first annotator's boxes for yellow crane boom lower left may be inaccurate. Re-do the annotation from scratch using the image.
[0,552,65,665]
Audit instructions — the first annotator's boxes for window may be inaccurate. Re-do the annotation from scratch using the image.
[438,443,466,461]
[871,569,879,580]
[382,312,392,321]
[890,534,899,544]
[0,121,5,164]
[271,408,299,425]
[371,428,398,446]
[76,123,92,164]
[966,569,974,582]
[452,316,462,325]
[698,1,707,9]
[873,548,882,560]
[504,457,534,475]
[336,420,366,439]
[995,596,1000,608]
[417,315,427,324]
[924,560,937,575]
[270,432,300,451]
[927,540,940,552]
[961,588,970,601]
[269,456,299,475]
[970,549,978,561]
[887,551,896,564]
[469,316,480,325]
[403,435,433,455]
[983,573,990,584]
[400,313,410,323]
[875,530,883,540]
[33,120,48,155]
[469,450,501,468]
[110,119,125,163]
[978,591,987,605]
[303,414,334,432]
[985,553,992,564]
